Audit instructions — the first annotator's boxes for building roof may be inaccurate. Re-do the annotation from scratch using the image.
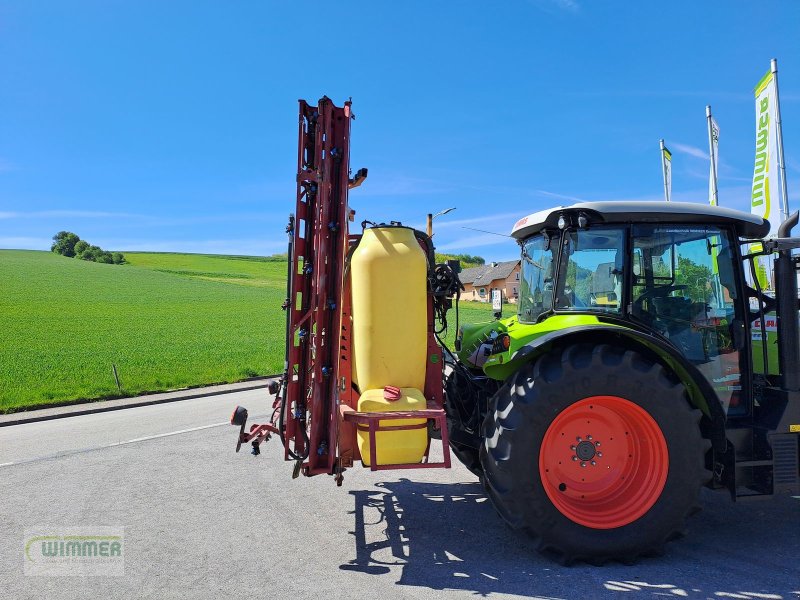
[460,260,520,287]
[459,265,487,285]
[511,201,770,240]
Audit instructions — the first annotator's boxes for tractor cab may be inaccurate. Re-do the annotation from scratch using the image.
[508,201,772,418]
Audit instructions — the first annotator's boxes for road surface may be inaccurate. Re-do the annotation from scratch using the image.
[1,388,799,599]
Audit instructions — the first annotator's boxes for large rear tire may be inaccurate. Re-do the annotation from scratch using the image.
[480,344,710,564]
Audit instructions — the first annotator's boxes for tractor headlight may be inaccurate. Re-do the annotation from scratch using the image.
[491,334,511,355]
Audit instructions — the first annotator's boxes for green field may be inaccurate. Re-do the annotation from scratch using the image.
[1,250,495,412]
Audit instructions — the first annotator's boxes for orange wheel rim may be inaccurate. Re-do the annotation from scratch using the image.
[539,396,669,529]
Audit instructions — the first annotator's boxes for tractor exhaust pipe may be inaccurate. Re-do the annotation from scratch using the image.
[776,211,800,391]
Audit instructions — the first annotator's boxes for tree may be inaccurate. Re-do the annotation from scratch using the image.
[74,240,89,257]
[51,231,125,265]
[435,253,486,268]
[51,231,80,257]
[675,256,713,303]
[88,245,103,261]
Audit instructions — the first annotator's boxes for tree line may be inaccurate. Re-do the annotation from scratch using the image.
[51,231,125,264]
[435,253,485,268]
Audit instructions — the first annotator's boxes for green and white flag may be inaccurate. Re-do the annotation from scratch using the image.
[751,69,779,236]
[750,66,784,291]
[708,111,720,206]
[660,140,672,202]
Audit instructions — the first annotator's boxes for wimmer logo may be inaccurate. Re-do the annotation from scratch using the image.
[751,94,771,218]
[24,527,124,576]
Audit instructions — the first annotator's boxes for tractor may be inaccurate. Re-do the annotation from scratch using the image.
[445,201,800,563]
[232,97,800,565]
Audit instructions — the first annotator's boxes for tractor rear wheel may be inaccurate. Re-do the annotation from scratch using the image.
[480,344,710,564]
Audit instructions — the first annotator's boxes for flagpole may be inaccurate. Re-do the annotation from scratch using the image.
[706,105,719,206]
[771,58,790,223]
[660,139,670,202]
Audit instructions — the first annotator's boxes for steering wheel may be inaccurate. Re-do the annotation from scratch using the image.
[633,284,689,313]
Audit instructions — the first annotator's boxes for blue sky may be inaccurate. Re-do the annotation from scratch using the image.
[1,1,799,261]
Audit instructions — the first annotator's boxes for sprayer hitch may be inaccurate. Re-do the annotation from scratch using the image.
[230,405,280,456]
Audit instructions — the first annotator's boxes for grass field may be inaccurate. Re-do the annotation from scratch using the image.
[1,250,495,412]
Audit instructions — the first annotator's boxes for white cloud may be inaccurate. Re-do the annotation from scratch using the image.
[360,174,454,197]
[529,0,580,13]
[0,210,283,227]
[430,212,522,231]
[533,189,587,203]
[684,168,710,181]
[719,174,753,183]
[553,0,579,11]
[109,238,288,256]
[671,142,709,160]
[437,233,516,252]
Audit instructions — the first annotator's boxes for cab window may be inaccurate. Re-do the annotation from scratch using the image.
[556,227,625,313]
[519,233,558,323]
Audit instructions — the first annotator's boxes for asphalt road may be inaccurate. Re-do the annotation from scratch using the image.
[1,389,799,600]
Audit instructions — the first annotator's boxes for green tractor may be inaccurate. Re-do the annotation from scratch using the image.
[445,201,800,564]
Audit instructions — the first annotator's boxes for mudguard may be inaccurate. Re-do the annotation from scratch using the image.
[498,324,728,452]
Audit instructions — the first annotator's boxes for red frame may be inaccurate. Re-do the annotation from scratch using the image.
[340,405,451,471]
[244,98,451,481]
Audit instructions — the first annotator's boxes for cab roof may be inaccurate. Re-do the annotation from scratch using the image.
[511,201,770,240]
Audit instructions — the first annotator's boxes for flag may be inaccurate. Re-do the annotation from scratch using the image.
[751,68,782,291]
[661,141,672,202]
[751,69,780,236]
[708,114,720,206]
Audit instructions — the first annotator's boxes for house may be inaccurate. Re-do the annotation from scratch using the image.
[460,260,521,304]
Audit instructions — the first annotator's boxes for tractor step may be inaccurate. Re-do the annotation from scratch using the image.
[340,404,452,472]
[771,433,800,494]
[734,459,772,467]
[732,433,799,499]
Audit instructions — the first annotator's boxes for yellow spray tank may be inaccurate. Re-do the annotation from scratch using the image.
[350,226,429,466]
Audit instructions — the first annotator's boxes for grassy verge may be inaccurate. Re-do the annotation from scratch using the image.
[0,250,287,412]
[1,250,499,412]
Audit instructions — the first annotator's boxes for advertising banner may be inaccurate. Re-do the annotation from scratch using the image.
[661,142,672,202]
[708,114,720,205]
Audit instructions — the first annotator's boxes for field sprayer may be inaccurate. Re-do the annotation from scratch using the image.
[232,97,800,564]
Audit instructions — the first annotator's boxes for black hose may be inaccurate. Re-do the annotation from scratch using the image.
[276,375,310,461]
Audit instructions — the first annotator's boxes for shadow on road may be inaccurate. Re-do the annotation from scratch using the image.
[340,478,534,593]
[339,478,800,599]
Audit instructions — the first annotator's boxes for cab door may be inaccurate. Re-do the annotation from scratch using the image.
[630,224,750,416]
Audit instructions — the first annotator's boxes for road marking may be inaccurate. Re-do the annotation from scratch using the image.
[112,422,228,446]
[0,421,232,468]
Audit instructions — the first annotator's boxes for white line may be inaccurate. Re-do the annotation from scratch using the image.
[0,421,232,468]
[111,422,229,447]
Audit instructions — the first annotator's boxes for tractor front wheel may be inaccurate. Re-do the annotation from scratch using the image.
[480,344,710,564]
